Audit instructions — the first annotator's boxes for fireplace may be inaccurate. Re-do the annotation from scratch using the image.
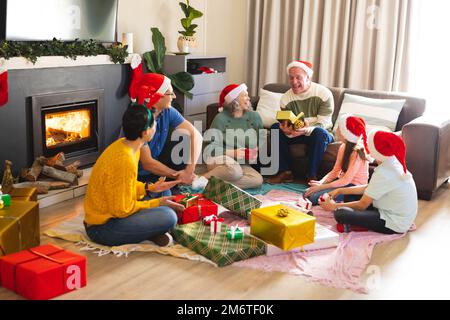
[31,89,105,167]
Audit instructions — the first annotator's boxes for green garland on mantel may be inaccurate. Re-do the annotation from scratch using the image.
[0,38,129,64]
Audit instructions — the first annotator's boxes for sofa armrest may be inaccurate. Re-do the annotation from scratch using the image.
[402,116,450,200]
[206,96,260,130]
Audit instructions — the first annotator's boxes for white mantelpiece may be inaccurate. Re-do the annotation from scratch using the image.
[1,54,133,70]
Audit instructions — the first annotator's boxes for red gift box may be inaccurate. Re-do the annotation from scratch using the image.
[174,194,218,225]
[0,244,87,300]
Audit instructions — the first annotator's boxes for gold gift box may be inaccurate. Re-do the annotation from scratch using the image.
[0,200,40,256]
[250,205,316,251]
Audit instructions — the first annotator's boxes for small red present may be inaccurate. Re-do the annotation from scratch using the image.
[0,244,87,300]
[174,195,218,225]
[202,214,224,226]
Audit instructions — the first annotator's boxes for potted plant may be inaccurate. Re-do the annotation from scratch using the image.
[177,0,203,53]
[144,28,195,113]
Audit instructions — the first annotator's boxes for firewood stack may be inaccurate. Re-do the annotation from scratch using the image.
[16,152,83,194]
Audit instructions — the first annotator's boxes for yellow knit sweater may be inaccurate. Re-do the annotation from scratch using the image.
[84,138,160,225]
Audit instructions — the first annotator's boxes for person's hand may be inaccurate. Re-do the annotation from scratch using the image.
[173,169,196,185]
[304,185,323,197]
[159,196,185,212]
[290,127,309,137]
[280,121,294,136]
[319,197,337,211]
[308,180,322,187]
[328,189,342,200]
[147,177,181,193]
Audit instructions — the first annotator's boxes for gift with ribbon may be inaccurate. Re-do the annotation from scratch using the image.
[209,218,223,234]
[250,204,316,251]
[0,194,11,208]
[179,193,200,208]
[0,243,87,300]
[298,196,313,211]
[172,222,266,267]
[203,214,224,226]
[174,194,218,225]
[1,200,40,257]
[226,225,244,240]
[203,177,262,220]
[318,193,330,204]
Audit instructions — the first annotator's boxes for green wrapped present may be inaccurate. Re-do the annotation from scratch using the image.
[203,177,262,220]
[172,222,266,267]
[227,225,244,240]
[0,194,11,208]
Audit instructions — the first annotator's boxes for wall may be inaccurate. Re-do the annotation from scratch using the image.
[117,0,248,84]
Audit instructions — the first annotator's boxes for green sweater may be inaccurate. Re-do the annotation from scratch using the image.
[281,82,334,136]
[207,110,264,156]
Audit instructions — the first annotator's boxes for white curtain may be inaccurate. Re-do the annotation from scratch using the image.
[408,0,450,118]
[245,0,414,95]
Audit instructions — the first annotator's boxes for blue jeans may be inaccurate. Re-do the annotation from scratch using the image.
[271,123,334,178]
[85,206,178,247]
[307,183,355,206]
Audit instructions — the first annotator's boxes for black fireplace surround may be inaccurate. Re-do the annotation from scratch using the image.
[31,89,105,167]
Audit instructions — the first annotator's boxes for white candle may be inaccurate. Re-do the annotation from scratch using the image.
[122,33,134,54]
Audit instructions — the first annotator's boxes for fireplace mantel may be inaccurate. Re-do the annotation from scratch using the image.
[0,54,133,70]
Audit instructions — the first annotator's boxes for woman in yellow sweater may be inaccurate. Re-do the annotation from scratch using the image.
[84,104,184,247]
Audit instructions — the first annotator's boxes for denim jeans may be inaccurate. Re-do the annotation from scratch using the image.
[271,123,334,178]
[85,206,178,247]
[307,183,355,206]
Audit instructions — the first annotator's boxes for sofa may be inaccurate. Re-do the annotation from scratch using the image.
[206,83,450,200]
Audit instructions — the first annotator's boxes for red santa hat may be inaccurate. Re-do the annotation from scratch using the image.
[219,83,248,112]
[128,54,171,107]
[368,130,407,174]
[338,115,369,154]
[286,60,314,78]
[0,60,8,107]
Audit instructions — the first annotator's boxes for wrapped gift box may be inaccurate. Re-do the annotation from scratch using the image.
[10,188,38,202]
[0,200,40,257]
[173,194,218,225]
[203,177,262,220]
[172,222,266,267]
[250,205,316,251]
[264,224,339,255]
[0,244,87,300]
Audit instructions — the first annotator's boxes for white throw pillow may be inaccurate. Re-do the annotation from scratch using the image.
[334,93,406,133]
[256,88,284,128]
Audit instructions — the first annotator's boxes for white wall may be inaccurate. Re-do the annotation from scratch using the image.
[117,0,247,84]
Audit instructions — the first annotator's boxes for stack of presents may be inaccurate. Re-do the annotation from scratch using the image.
[171,177,339,267]
[0,186,87,300]
[0,177,339,299]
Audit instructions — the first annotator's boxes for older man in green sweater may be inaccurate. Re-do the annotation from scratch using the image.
[268,60,335,184]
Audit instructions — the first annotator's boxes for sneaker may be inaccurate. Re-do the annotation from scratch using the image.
[149,232,174,247]
[266,171,294,184]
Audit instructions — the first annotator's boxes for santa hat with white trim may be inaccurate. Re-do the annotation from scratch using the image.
[219,83,248,112]
[128,54,171,107]
[286,60,314,78]
[368,130,408,174]
[338,115,370,153]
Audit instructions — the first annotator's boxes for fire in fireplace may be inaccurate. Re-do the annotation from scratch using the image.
[31,89,105,168]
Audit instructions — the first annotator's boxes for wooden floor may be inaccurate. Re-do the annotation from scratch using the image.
[1,182,449,300]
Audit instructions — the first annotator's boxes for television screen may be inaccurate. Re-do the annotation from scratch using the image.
[2,0,118,42]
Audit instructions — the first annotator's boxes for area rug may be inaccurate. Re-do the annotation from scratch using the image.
[44,185,412,294]
[232,190,411,294]
[43,214,216,266]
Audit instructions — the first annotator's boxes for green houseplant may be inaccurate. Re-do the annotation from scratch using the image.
[143,28,195,104]
[177,0,203,53]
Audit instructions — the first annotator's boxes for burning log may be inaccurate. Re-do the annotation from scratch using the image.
[42,166,78,185]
